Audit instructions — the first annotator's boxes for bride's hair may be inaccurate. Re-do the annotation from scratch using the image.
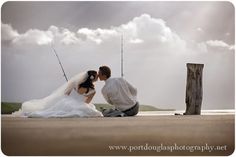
[79,70,97,93]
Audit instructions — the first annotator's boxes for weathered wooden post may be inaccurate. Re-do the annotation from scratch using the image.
[184,63,204,115]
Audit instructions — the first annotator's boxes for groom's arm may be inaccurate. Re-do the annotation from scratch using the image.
[124,79,137,96]
[102,89,113,105]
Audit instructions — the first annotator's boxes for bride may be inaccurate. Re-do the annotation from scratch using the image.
[13,70,103,118]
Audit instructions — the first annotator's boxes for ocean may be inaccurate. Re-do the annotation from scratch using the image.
[138,109,235,116]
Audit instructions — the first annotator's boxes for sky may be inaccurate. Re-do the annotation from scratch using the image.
[1,1,235,110]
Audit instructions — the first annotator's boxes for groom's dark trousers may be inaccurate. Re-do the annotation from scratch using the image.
[102,102,139,117]
[123,102,139,116]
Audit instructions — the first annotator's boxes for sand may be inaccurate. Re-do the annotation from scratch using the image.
[1,115,235,156]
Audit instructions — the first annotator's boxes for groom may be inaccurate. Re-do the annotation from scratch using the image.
[98,65,139,117]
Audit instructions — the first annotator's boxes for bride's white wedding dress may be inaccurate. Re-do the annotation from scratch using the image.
[13,72,103,118]
[27,89,102,118]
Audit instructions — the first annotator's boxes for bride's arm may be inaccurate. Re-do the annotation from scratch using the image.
[78,87,96,104]
[78,87,87,95]
[85,91,96,104]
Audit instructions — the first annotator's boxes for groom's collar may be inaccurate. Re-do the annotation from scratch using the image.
[105,77,111,84]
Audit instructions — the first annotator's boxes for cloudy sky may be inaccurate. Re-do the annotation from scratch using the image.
[1,1,235,110]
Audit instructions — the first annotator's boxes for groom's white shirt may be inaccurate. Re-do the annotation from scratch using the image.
[101,77,137,111]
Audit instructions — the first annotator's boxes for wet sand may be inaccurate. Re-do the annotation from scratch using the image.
[1,115,235,156]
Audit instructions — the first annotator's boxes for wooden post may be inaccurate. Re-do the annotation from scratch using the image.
[184,63,204,115]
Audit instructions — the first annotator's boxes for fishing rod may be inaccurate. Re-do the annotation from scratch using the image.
[121,33,124,78]
[50,43,68,82]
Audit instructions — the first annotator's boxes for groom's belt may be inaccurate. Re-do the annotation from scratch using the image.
[123,102,139,112]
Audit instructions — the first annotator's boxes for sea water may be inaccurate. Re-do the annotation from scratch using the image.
[138,109,235,116]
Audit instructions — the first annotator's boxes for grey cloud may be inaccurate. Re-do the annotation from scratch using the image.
[2,1,234,44]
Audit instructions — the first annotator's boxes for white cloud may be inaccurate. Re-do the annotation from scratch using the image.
[129,38,144,44]
[77,27,118,44]
[77,28,102,44]
[1,24,82,46]
[1,23,19,40]
[75,14,186,48]
[229,45,235,50]
[3,14,234,55]
[206,40,234,50]
[2,14,186,49]
[12,29,53,45]
[119,14,185,46]
[60,29,80,45]
[48,25,81,45]
[1,24,54,45]
[197,27,204,32]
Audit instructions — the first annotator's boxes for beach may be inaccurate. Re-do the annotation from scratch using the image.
[1,113,235,156]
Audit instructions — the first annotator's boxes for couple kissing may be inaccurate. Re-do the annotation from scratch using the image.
[13,66,139,118]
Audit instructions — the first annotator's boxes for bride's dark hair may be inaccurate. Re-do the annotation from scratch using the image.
[79,70,97,93]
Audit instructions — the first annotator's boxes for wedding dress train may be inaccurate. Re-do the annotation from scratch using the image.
[13,72,103,118]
